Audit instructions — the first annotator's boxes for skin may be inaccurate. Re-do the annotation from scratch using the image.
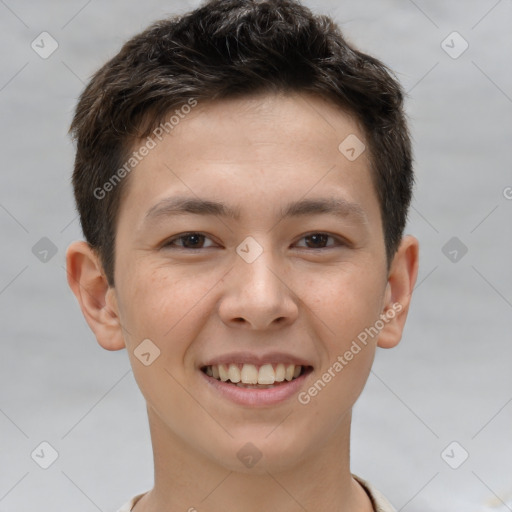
[66,91,419,512]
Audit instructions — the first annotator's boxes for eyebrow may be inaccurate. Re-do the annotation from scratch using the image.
[142,195,368,226]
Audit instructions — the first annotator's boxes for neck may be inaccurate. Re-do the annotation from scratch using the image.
[134,406,373,512]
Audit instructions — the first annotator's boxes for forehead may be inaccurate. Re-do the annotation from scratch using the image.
[117,91,379,230]
[170,92,363,158]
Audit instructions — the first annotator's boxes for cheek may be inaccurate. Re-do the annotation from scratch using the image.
[120,267,203,335]
[117,265,221,380]
[304,264,386,342]
[302,347,375,431]
[299,274,381,416]
[306,268,384,411]
[116,268,211,411]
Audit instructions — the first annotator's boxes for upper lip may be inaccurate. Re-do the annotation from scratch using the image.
[199,351,313,368]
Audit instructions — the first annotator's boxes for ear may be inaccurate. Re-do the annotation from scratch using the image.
[377,235,419,349]
[65,241,125,351]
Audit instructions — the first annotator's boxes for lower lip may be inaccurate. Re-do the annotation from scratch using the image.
[200,369,312,406]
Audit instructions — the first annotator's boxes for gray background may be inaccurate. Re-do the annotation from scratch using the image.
[1,1,511,511]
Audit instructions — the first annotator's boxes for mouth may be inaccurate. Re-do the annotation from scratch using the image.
[201,363,313,388]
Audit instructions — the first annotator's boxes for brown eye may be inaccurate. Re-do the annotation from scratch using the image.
[296,233,342,249]
[179,234,205,248]
[164,233,215,249]
[304,234,329,248]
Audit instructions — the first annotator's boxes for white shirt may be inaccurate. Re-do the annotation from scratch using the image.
[116,474,396,511]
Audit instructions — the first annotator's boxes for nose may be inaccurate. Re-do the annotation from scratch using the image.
[217,248,299,330]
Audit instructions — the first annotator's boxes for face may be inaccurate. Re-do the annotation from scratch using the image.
[108,92,391,472]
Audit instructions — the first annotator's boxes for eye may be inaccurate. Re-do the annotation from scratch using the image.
[162,232,346,251]
[163,232,216,250]
[294,233,344,249]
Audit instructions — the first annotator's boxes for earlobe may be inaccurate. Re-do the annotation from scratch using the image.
[65,241,126,351]
[377,235,420,349]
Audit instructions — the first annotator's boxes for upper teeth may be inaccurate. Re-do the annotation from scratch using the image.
[205,363,302,384]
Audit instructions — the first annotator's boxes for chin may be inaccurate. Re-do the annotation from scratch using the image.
[208,431,312,475]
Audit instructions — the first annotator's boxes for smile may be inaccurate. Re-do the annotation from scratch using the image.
[202,363,308,387]
[200,363,313,406]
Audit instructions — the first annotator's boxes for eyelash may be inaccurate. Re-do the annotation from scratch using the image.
[162,232,347,251]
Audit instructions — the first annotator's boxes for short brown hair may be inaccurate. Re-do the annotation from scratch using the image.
[70,0,413,286]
